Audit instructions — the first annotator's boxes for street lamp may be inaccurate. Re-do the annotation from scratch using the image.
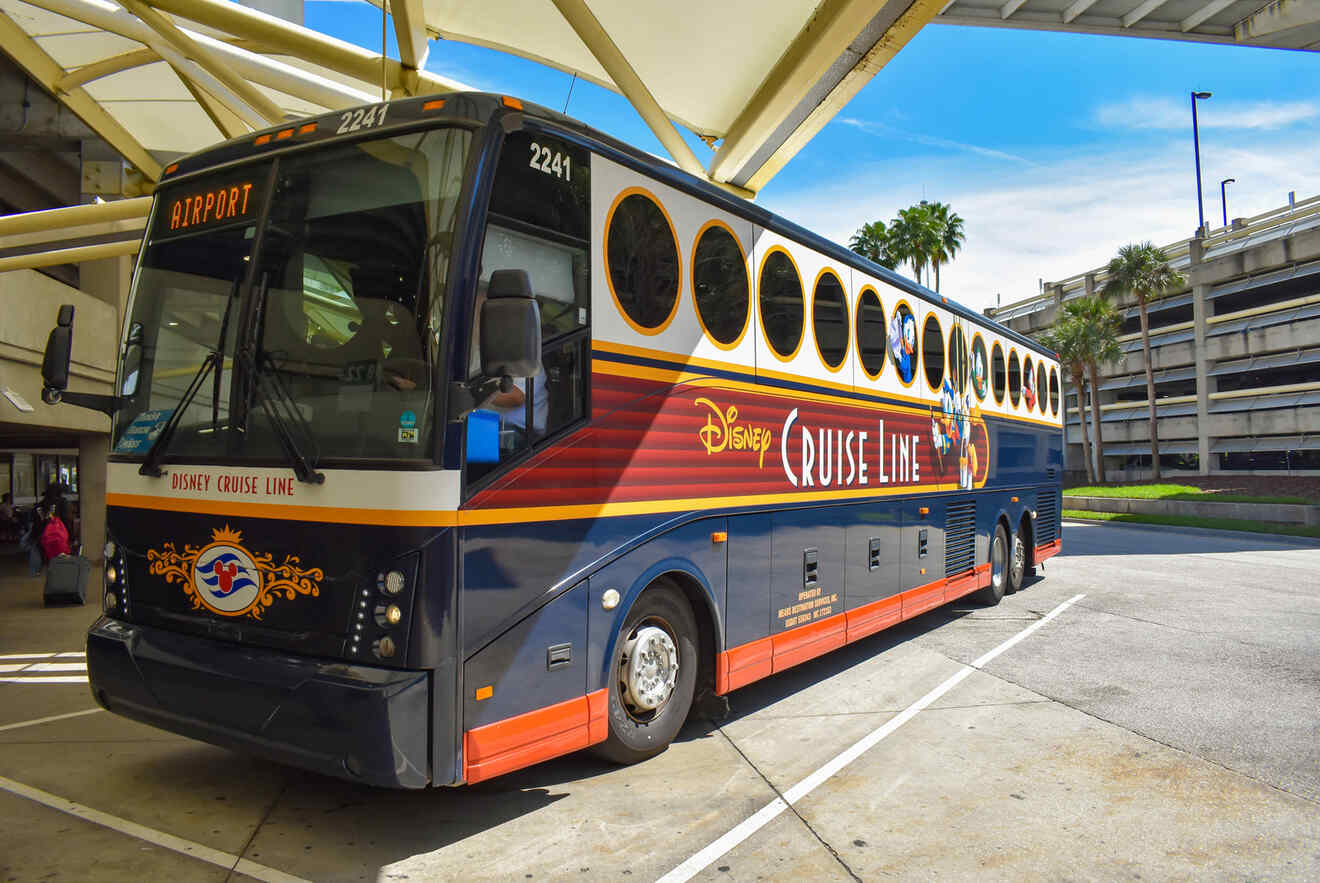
[1191,90,1212,234]
[1220,177,1235,227]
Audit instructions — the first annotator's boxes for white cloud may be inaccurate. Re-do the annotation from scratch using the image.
[1093,97,1319,131]
[838,117,1037,166]
[759,131,1320,314]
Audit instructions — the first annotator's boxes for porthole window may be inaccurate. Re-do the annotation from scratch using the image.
[1037,362,1048,414]
[1023,356,1036,411]
[1049,368,1060,415]
[970,334,988,401]
[812,270,848,370]
[991,342,1006,404]
[1008,349,1021,407]
[605,189,680,334]
[759,248,804,360]
[888,301,917,385]
[855,287,885,379]
[692,222,749,347]
[922,313,945,392]
[947,324,969,396]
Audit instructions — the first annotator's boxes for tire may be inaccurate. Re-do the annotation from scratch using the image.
[1007,528,1027,595]
[593,581,699,765]
[976,523,1009,606]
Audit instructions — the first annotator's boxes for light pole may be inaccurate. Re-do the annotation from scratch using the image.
[1191,91,1212,234]
[1220,177,1235,227]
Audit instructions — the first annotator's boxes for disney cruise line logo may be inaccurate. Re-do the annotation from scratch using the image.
[148,525,323,620]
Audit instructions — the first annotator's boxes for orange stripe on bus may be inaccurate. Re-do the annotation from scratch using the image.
[1034,539,1062,562]
[105,493,459,527]
[463,689,608,784]
[715,563,993,695]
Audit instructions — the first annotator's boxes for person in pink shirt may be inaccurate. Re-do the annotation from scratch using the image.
[40,508,72,562]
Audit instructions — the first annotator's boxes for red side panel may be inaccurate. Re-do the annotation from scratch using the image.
[771,613,846,673]
[1035,539,1062,563]
[845,594,902,643]
[717,637,773,694]
[463,689,608,784]
[900,577,945,620]
[944,563,991,603]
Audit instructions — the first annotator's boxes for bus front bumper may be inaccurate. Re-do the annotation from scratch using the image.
[86,617,431,789]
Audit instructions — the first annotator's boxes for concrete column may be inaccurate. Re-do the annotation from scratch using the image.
[79,433,109,563]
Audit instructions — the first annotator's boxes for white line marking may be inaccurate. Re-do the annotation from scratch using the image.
[0,653,54,660]
[0,708,103,732]
[23,662,87,673]
[0,774,311,883]
[658,593,1087,883]
[55,652,87,658]
[0,676,89,685]
[0,664,28,673]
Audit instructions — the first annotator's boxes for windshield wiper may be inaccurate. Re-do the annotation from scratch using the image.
[138,349,220,477]
[240,348,325,485]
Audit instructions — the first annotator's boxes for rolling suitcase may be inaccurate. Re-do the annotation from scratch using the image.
[44,554,90,605]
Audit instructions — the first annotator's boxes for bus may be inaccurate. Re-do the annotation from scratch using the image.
[41,92,1063,788]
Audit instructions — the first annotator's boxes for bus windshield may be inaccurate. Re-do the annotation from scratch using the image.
[113,126,472,465]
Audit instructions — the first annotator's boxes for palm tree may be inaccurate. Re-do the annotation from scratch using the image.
[1041,318,1095,484]
[890,203,940,287]
[848,221,898,270]
[926,201,965,294]
[1069,296,1123,481]
[1101,242,1187,479]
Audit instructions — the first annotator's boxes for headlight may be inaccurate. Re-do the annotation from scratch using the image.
[373,636,396,658]
[103,592,118,612]
[105,564,119,584]
[380,570,406,595]
[103,540,117,559]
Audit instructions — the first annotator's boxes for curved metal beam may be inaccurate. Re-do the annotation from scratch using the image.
[56,47,159,91]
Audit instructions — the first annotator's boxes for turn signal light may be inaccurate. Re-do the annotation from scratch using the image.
[501,95,523,110]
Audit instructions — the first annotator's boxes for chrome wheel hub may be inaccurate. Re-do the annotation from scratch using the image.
[992,534,1006,588]
[1011,536,1025,585]
[621,625,678,713]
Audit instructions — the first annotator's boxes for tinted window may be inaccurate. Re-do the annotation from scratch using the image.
[759,249,803,358]
[991,342,1006,404]
[971,335,988,400]
[948,325,969,395]
[692,223,748,346]
[1008,350,1021,407]
[856,288,885,378]
[922,314,944,391]
[812,271,848,369]
[888,301,917,384]
[1023,356,1036,411]
[1037,362,1048,413]
[606,191,679,331]
[1049,368,1060,415]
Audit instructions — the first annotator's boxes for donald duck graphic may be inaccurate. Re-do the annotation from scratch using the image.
[931,321,980,490]
[888,307,917,384]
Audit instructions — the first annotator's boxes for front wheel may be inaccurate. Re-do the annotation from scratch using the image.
[976,523,1009,606]
[593,581,698,765]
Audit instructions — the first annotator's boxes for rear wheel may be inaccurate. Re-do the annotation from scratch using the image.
[593,581,698,765]
[976,523,1009,606]
[1007,529,1026,594]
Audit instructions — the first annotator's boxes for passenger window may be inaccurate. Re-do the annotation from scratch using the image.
[922,313,944,392]
[992,342,1006,404]
[855,287,885,379]
[812,270,848,369]
[888,301,917,385]
[1022,356,1036,411]
[1008,350,1021,407]
[606,190,679,332]
[692,223,749,346]
[1038,362,1048,414]
[948,324,969,396]
[468,130,591,483]
[1049,368,1060,415]
[970,335,988,401]
[759,249,803,359]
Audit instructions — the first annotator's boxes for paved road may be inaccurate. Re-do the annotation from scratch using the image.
[0,522,1317,881]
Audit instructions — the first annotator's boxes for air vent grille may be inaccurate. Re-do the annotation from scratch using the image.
[945,501,976,576]
[1036,491,1058,545]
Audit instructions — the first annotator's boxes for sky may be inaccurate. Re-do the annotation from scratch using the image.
[307,2,1320,313]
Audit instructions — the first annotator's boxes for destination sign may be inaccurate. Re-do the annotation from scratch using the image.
[154,171,265,236]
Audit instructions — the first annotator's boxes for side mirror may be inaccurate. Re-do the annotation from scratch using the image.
[41,305,75,404]
[480,269,541,379]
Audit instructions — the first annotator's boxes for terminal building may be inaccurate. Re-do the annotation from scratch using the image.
[988,197,1320,483]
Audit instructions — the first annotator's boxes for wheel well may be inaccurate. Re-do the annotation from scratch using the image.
[654,570,718,701]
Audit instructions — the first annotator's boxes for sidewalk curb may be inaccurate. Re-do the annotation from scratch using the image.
[1062,516,1320,547]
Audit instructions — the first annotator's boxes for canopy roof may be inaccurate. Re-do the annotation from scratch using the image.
[1,0,1314,195]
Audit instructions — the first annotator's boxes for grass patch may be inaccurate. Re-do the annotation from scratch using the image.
[1062,509,1320,539]
[1063,483,1309,505]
